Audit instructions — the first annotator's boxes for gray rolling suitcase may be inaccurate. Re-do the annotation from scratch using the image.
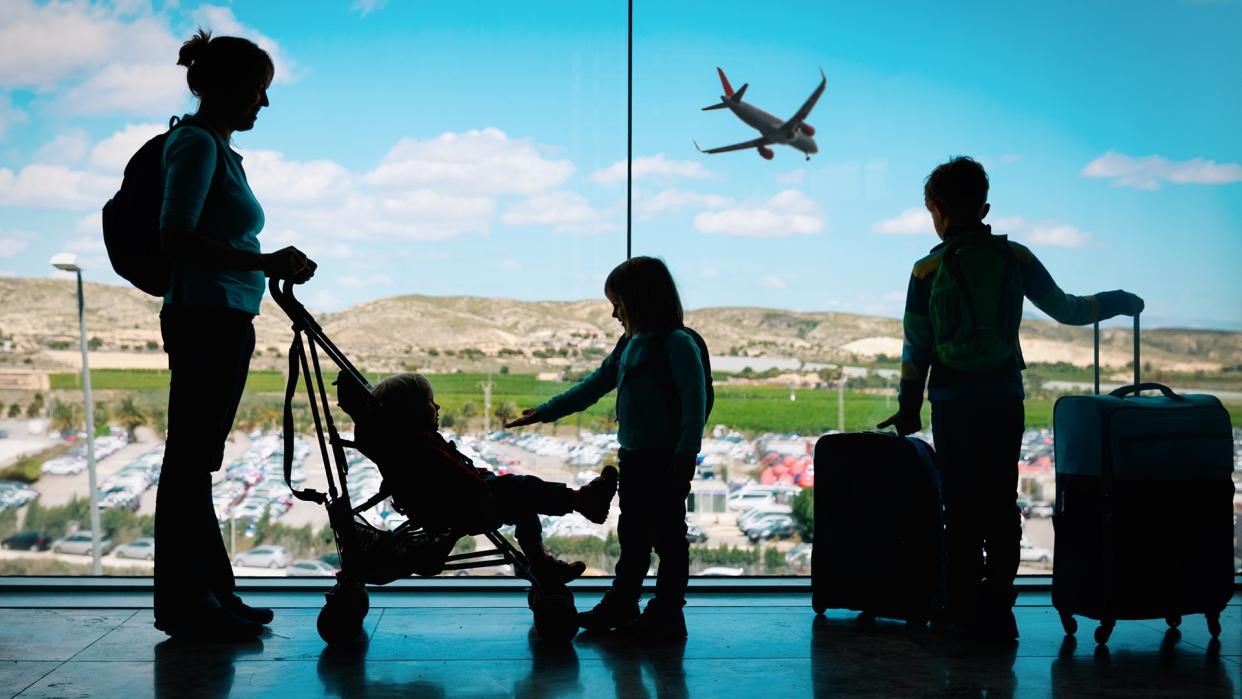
[1052,316,1235,644]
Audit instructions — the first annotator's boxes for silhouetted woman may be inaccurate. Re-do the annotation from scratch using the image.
[155,29,315,640]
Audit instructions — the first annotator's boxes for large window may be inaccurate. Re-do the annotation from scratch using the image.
[0,1,1238,578]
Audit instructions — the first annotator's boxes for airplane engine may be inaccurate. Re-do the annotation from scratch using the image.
[757,145,774,160]
[800,123,815,136]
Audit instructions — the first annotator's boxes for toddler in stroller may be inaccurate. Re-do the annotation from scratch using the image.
[356,373,618,585]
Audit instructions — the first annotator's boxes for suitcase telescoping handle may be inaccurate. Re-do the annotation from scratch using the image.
[1093,313,1140,396]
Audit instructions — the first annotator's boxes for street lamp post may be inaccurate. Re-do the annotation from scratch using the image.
[50,253,102,575]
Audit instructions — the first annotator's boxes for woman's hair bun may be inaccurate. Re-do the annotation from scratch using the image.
[177,28,212,68]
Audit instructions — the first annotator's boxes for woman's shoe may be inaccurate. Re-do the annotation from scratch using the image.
[217,592,274,625]
[157,606,263,642]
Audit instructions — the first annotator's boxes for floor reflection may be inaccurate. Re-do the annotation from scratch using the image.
[579,631,688,699]
[153,637,265,699]
[1050,629,1235,698]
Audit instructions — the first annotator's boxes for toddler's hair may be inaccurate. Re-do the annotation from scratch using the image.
[604,256,684,333]
[373,373,433,416]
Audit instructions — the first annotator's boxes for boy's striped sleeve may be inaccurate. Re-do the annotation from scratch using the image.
[898,258,936,415]
[1012,243,1100,325]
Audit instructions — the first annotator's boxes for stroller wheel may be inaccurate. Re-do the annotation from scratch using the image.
[318,582,370,645]
[531,585,578,644]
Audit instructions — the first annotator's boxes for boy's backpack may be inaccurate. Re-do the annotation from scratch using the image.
[620,326,714,421]
[101,115,219,298]
[928,233,1024,373]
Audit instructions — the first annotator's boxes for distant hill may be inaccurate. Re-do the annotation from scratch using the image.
[1,277,1238,374]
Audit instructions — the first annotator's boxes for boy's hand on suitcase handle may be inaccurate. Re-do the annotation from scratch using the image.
[505,408,541,429]
[1096,290,1144,317]
[877,410,921,437]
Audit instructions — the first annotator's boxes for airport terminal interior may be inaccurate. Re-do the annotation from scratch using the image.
[0,583,1238,697]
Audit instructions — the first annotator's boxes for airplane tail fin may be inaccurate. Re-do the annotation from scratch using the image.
[716,67,734,98]
[733,83,748,102]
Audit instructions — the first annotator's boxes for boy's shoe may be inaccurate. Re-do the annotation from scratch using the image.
[575,466,618,524]
[155,606,264,642]
[614,599,687,642]
[532,556,587,586]
[217,592,274,625]
[578,590,641,632]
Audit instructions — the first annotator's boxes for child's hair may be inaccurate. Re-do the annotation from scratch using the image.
[373,373,433,417]
[604,256,684,333]
[177,28,274,100]
[924,156,989,224]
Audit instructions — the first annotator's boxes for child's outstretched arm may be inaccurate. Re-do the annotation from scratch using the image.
[879,268,931,436]
[506,342,622,428]
[1013,243,1144,324]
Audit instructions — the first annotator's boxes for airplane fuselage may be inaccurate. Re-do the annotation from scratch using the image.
[725,99,818,155]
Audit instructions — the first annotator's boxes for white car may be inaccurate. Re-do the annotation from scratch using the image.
[286,559,338,577]
[113,537,155,560]
[1020,539,1052,564]
[699,566,744,576]
[233,545,292,569]
[41,456,85,476]
[51,531,114,555]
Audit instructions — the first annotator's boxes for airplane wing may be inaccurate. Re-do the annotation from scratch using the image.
[780,68,826,130]
[694,136,771,155]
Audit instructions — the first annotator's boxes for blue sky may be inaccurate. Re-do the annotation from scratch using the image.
[1,0,1239,329]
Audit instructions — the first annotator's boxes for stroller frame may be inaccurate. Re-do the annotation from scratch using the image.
[269,279,578,644]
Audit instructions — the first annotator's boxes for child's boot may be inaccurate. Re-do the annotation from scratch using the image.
[574,465,618,524]
[615,597,687,642]
[578,589,641,632]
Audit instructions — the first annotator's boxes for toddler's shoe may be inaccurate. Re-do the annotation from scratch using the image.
[532,556,587,586]
[575,465,618,524]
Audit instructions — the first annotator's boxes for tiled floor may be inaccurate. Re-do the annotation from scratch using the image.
[0,590,1236,698]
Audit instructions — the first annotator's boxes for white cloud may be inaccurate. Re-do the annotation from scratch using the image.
[0,94,27,140]
[58,61,187,116]
[365,128,573,195]
[590,154,709,184]
[693,190,823,238]
[635,188,731,219]
[75,213,102,235]
[759,275,787,289]
[0,1,124,88]
[989,216,1026,233]
[1082,151,1242,190]
[0,237,28,257]
[34,129,90,164]
[1024,224,1090,248]
[776,169,806,185]
[501,190,599,227]
[351,0,390,16]
[240,148,353,205]
[89,122,165,172]
[872,207,931,235]
[0,164,118,210]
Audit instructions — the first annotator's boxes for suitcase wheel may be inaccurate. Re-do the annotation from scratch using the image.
[1206,613,1221,639]
[1059,612,1077,636]
[1164,615,1181,629]
[1094,620,1114,645]
[812,603,827,616]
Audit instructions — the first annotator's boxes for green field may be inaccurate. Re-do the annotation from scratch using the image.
[57,368,1239,433]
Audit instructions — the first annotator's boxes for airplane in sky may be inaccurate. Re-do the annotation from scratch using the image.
[694,67,826,161]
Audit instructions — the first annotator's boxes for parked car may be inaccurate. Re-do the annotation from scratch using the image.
[746,515,800,542]
[113,537,155,560]
[1019,538,1052,564]
[286,559,339,577]
[685,521,709,544]
[50,531,114,555]
[698,566,744,576]
[233,545,292,569]
[784,543,812,572]
[41,456,85,476]
[1,531,51,551]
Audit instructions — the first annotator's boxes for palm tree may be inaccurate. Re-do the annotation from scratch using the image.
[49,400,82,434]
[116,397,147,441]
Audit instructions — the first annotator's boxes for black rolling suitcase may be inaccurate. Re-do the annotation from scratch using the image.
[1052,316,1235,644]
[811,431,944,626]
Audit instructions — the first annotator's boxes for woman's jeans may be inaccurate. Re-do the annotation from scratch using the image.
[154,304,254,625]
[611,448,694,607]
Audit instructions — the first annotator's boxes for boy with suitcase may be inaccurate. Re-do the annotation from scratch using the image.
[878,156,1143,641]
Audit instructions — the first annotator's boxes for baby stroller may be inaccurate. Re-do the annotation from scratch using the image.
[269,279,580,645]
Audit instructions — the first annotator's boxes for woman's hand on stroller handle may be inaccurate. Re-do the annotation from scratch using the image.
[505,408,541,429]
[263,246,318,284]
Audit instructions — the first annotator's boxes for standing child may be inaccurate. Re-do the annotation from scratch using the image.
[507,256,708,641]
[878,156,1143,641]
